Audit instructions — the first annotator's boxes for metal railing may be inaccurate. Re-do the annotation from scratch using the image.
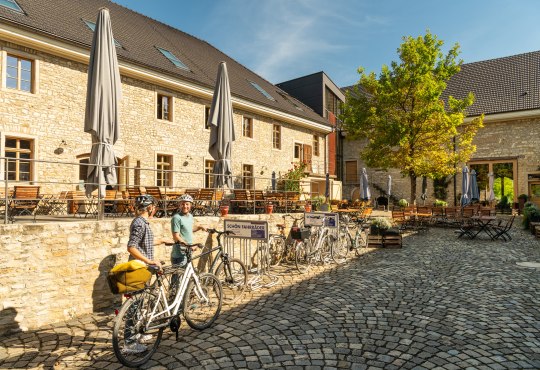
[0,157,335,224]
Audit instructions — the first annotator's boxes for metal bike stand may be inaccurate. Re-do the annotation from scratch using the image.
[225,237,279,291]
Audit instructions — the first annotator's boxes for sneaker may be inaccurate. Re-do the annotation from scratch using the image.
[122,342,147,354]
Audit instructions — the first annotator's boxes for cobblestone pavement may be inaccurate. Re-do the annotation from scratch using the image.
[2,224,540,369]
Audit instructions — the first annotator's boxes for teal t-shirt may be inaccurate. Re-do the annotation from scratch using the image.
[171,212,194,258]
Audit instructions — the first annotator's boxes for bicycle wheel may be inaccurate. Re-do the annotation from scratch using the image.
[215,258,248,304]
[319,233,333,263]
[332,232,350,264]
[295,241,311,274]
[354,228,368,256]
[112,293,164,368]
[184,273,223,330]
[268,236,286,266]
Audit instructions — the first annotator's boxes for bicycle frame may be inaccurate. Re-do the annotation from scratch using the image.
[143,259,208,332]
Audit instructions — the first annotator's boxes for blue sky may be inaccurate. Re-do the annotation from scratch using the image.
[113,0,540,87]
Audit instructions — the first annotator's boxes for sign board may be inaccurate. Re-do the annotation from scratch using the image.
[224,219,268,240]
[304,212,338,228]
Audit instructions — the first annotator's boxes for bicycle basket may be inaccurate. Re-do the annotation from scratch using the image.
[291,227,310,240]
[107,260,151,294]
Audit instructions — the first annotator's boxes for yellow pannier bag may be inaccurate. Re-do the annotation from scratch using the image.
[107,260,152,294]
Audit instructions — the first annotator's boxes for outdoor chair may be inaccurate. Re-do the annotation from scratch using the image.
[144,186,177,217]
[391,210,408,232]
[491,215,515,241]
[232,189,251,213]
[192,188,215,216]
[7,186,41,222]
[70,190,98,218]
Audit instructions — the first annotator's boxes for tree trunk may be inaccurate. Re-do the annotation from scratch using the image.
[410,174,417,204]
[501,176,505,198]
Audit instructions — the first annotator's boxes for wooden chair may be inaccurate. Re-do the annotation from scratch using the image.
[7,186,41,222]
[491,215,516,241]
[144,186,177,217]
[391,210,408,232]
[192,188,215,216]
[68,190,97,218]
[251,189,266,213]
[232,189,250,213]
[126,186,144,198]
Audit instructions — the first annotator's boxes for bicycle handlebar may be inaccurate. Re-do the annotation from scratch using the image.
[207,228,235,236]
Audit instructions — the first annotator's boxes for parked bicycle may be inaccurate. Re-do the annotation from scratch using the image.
[206,228,248,304]
[295,214,335,273]
[112,242,223,368]
[336,213,370,258]
[267,213,306,266]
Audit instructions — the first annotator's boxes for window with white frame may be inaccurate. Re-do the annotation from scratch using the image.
[5,137,33,181]
[157,93,173,121]
[156,154,173,187]
[313,135,320,156]
[205,159,215,188]
[242,116,253,138]
[272,124,281,149]
[6,53,34,93]
[242,164,254,189]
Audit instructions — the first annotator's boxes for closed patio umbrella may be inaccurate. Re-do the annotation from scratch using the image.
[461,166,470,206]
[271,171,276,191]
[487,172,495,204]
[421,177,428,204]
[325,172,330,199]
[387,175,392,197]
[360,168,371,201]
[208,62,235,189]
[84,8,121,198]
[469,169,480,202]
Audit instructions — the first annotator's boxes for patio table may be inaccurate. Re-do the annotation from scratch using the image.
[470,215,497,240]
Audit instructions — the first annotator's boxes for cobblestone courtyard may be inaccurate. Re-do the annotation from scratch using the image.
[1,225,539,369]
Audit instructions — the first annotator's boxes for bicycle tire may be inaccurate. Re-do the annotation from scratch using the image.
[354,228,368,256]
[112,293,164,368]
[184,273,223,330]
[332,232,350,264]
[268,236,286,266]
[215,258,248,304]
[295,241,310,274]
[319,233,333,263]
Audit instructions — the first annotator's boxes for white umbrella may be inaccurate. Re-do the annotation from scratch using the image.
[488,172,495,204]
[387,175,392,197]
[461,166,470,206]
[360,168,371,201]
[208,62,235,189]
[84,8,121,198]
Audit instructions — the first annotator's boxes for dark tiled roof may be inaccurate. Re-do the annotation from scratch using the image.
[0,0,328,126]
[443,50,540,117]
[341,51,540,118]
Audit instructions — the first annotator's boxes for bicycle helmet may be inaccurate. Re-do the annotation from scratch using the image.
[135,194,154,209]
[178,194,194,203]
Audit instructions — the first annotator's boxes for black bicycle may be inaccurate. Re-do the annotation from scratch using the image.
[206,228,248,304]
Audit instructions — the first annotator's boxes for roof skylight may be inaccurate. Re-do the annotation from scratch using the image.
[278,91,304,111]
[249,81,275,101]
[156,47,190,71]
[83,20,122,48]
[0,0,23,13]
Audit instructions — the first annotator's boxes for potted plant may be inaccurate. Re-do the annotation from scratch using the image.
[518,194,528,213]
[265,202,273,214]
[304,201,312,213]
[370,217,392,235]
[219,198,230,217]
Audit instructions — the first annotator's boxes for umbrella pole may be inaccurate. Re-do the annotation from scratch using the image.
[97,164,104,220]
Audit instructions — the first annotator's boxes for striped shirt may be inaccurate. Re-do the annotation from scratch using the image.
[127,216,154,261]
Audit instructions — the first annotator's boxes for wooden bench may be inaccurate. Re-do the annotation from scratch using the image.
[8,186,41,222]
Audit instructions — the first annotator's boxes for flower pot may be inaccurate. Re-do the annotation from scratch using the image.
[265,204,273,214]
[304,204,312,213]
[220,205,229,216]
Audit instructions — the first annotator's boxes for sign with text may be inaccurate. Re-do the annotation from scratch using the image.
[304,212,338,228]
[224,219,268,240]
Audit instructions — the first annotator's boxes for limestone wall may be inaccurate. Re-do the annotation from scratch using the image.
[0,214,285,335]
[0,42,328,194]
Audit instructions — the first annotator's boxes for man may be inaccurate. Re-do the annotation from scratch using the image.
[170,194,207,266]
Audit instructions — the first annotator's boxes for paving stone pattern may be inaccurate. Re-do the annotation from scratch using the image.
[1,225,539,369]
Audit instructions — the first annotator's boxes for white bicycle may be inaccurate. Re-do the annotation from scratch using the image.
[112,242,223,368]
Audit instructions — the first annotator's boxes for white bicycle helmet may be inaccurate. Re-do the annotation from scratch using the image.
[178,194,194,203]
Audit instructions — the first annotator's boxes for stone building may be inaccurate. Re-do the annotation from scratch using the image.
[0,0,333,195]
[342,51,540,208]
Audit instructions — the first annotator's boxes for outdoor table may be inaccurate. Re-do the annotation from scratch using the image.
[470,215,497,240]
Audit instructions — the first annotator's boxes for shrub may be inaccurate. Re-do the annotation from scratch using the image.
[370,217,392,230]
[522,202,540,229]
[398,199,409,208]
[433,199,448,207]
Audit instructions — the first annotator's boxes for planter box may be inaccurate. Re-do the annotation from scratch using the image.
[367,232,402,248]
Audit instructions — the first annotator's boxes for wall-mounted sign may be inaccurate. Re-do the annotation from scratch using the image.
[224,219,268,240]
[304,212,338,228]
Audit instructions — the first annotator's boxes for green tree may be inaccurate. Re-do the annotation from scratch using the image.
[341,31,484,202]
